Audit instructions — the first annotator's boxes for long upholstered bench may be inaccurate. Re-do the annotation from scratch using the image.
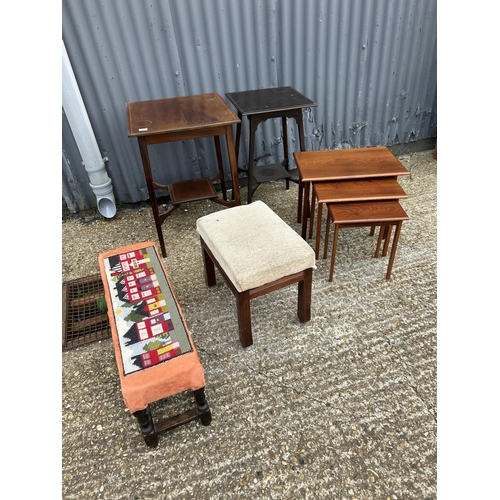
[99,241,211,447]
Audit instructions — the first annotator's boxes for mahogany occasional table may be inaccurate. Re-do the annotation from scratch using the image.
[326,200,409,280]
[310,178,408,259]
[293,147,410,239]
[226,86,316,205]
[127,93,241,257]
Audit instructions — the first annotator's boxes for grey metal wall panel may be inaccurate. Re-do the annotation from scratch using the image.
[62,0,437,212]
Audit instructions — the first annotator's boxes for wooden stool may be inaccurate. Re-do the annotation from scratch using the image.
[326,201,409,280]
[196,201,316,347]
[98,242,212,447]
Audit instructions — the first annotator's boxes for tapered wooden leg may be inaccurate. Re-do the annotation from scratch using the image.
[323,210,331,260]
[308,191,316,240]
[138,137,168,258]
[301,181,310,239]
[297,179,303,223]
[382,225,393,257]
[282,116,290,191]
[224,124,241,206]
[214,136,227,201]
[247,118,257,204]
[132,405,158,447]
[236,290,253,347]
[314,202,323,258]
[375,227,384,257]
[231,118,243,202]
[386,222,403,280]
[329,224,340,281]
[296,116,307,224]
[297,268,312,323]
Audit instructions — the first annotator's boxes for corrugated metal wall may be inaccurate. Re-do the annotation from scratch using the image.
[62,0,437,212]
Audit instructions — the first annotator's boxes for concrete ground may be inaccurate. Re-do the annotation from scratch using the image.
[62,149,436,499]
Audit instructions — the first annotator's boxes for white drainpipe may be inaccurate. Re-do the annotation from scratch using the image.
[62,40,117,218]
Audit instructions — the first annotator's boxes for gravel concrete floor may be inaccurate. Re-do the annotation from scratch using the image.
[62,150,437,499]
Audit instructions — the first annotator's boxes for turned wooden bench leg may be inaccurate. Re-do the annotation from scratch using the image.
[236,290,253,348]
[194,387,212,426]
[132,405,159,448]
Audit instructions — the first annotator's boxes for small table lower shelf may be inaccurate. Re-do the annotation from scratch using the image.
[169,177,219,205]
[253,163,292,183]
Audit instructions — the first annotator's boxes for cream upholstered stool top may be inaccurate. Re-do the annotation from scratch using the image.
[196,200,316,347]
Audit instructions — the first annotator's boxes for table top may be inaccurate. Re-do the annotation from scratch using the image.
[225,86,317,116]
[127,93,240,138]
[313,178,408,203]
[328,200,409,224]
[294,147,410,182]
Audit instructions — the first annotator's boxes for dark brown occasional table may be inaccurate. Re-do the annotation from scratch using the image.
[127,93,241,257]
[225,86,317,205]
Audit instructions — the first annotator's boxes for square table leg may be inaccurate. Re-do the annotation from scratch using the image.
[301,181,311,239]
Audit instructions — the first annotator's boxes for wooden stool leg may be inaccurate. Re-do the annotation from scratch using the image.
[329,224,340,281]
[297,268,313,323]
[386,221,403,280]
[369,225,376,236]
[132,405,159,448]
[201,245,217,287]
[193,388,212,426]
[236,290,253,347]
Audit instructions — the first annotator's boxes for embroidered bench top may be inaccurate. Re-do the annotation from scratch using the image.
[100,243,192,375]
